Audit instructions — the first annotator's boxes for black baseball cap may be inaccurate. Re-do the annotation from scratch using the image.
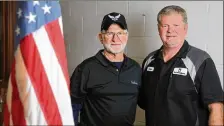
[101,12,128,31]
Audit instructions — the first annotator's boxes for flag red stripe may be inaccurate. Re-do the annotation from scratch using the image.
[10,61,26,125]
[44,20,70,88]
[19,35,62,125]
[3,103,10,125]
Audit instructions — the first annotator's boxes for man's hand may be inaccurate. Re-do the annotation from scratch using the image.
[208,102,224,126]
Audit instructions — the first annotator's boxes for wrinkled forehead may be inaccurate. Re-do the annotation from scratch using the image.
[166,11,186,18]
[159,13,185,24]
[160,11,183,18]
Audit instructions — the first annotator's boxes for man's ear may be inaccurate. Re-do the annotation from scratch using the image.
[98,33,103,44]
[184,24,188,31]
[157,24,161,35]
[157,24,161,31]
[184,24,188,34]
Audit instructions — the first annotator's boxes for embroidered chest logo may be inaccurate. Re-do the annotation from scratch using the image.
[147,67,154,72]
[173,68,188,76]
[131,81,138,85]
[108,14,121,21]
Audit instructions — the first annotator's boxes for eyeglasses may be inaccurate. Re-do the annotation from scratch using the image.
[102,31,128,38]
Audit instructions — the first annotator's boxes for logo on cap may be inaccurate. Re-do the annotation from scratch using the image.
[108,14,121,21]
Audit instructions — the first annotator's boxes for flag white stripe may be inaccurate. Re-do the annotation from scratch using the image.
[33,26,74,125]
[59,16,63,36]
[15,48,47,125]
[25,75,47,125]
[6,77,12,125]
[14,48,28,125]
[9,115,13,125]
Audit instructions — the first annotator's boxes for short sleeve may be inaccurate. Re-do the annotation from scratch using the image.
[196,58,224,107]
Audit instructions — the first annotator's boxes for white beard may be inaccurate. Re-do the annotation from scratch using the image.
[103,43,126,54]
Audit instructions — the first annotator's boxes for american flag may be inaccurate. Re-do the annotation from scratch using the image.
[3,1,74,125]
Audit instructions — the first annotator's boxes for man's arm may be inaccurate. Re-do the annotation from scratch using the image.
[138,59,146,110]
[70,64,89,124]
[137,80,145,110]
[197,58,224,125]
[208,102,224,125]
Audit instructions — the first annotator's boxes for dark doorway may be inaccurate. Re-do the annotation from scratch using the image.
[0,1,17,125]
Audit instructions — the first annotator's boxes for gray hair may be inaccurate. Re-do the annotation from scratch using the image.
[157,5,188,24]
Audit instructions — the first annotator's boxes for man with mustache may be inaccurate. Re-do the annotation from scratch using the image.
[70,12,141,126]
[138,5,223,126]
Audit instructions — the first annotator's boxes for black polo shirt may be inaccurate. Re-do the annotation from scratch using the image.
[139,41,223,126]
[70,50,142,126]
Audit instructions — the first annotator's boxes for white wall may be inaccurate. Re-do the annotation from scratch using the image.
[60,1,223,87]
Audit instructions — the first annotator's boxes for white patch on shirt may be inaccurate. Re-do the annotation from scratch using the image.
[131,81,138,85]
[147,67,154,72]
[173,67,188,76]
